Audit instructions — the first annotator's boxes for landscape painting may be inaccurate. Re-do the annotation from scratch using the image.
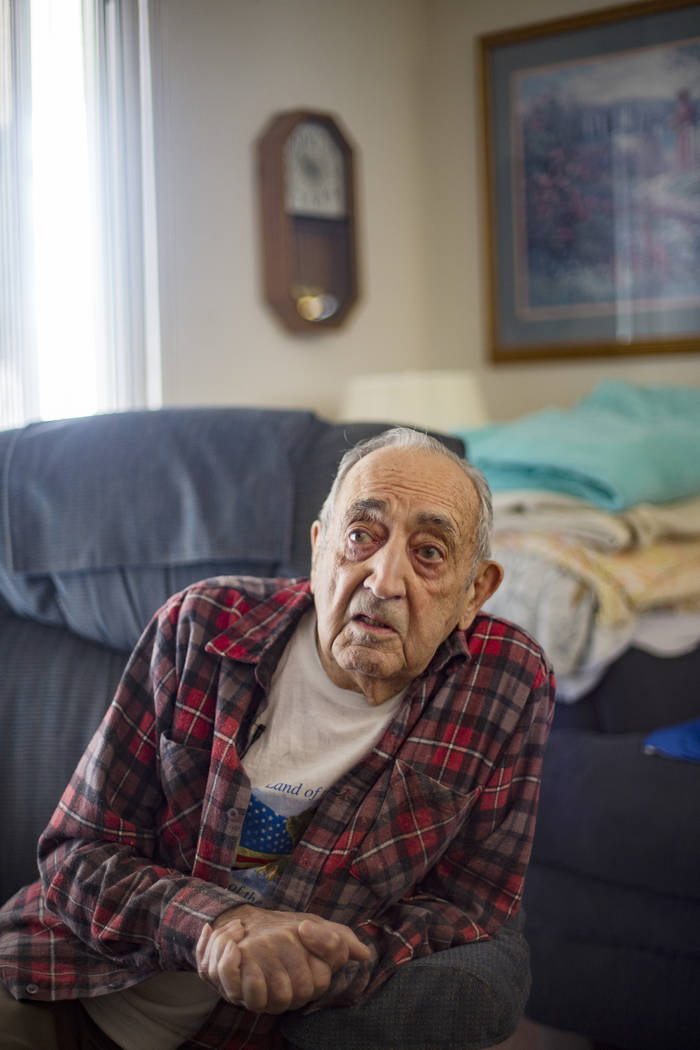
[514,40,700,318]
[481,0,700,361]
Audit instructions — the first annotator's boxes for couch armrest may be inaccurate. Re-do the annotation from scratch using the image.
[280,912,530,1050]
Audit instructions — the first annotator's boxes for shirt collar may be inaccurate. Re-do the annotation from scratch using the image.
[206,578,314,668]
[427,622,471,677]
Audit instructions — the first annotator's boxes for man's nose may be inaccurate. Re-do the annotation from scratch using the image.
[363,540,408,600]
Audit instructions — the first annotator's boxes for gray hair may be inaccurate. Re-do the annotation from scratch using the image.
[318,427,493,568]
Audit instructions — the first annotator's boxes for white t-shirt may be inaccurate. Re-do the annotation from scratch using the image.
[83,610,404,1050]
[230,608,405,903]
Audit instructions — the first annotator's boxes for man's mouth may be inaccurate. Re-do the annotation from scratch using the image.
[352,613,396,634]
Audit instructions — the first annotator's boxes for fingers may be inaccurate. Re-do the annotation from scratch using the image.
[297,917,371,965]
[195,917,245,968]
[240,957,272,1013]
[236,924,324,1013]
[240,918,366,1013]
[247,955,331,1014]
[196,909,369,1015]
[306,951,333,998]
[218,940,244,1002]
[212,907,248,933]
[196,920,244,1002]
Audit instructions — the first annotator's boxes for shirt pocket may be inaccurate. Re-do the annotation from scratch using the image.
[157,733,213,869]
[348,760,481,905]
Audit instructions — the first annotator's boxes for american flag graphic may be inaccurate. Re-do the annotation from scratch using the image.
[233,792,294,869]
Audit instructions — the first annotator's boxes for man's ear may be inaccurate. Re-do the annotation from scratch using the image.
[457,560,504,631]
[309,520,322,592]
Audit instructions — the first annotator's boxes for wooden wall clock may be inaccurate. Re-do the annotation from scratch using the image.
[256,109,359,333]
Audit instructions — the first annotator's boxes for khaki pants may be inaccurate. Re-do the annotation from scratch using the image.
[0,983,122,1050]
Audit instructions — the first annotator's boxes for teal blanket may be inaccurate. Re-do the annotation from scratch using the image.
[454,381,700,511]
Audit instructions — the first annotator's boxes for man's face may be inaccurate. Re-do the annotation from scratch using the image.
[310,446,502,705]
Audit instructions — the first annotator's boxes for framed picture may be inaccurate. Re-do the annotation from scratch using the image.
[480,0,700,362]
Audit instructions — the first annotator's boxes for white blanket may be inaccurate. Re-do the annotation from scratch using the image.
[493,491,700,552]
[486,531,700,701]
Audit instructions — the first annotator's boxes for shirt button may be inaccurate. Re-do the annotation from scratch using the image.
[25,984,39,995]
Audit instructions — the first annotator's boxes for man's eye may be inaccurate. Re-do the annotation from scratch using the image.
[416,545,443,562]
[348,528,373,545]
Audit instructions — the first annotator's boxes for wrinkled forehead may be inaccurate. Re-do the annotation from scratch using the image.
[333,447,478,540]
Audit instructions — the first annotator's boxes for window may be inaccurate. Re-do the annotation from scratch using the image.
[31,0,100,420]
[0,0,160,430]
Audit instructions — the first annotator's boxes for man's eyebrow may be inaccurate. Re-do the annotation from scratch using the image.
[343,498,388,524]
[414,511,460,549]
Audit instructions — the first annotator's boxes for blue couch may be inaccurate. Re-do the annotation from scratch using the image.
[0,407,528,1050]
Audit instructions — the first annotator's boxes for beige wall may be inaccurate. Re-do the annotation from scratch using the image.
[151,0,433,419]
[151,0,700,423]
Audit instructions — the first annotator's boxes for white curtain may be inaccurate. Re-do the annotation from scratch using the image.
[1,0,39,428]
[0,0,160,430]
[82,0,161,414]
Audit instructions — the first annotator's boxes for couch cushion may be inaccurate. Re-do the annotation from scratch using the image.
[525,866,700,1048]
[531,729,700,901]
[578,644,700,734]
[0,612,127,901]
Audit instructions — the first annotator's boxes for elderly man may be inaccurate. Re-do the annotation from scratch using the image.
[0,427,554,1050]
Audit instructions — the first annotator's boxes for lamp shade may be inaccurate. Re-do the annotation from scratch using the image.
[339,370,488,432]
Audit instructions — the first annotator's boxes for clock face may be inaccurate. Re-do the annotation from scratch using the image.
[284,121,347,219]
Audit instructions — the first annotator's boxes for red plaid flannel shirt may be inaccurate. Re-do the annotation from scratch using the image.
[0,577,554,1049]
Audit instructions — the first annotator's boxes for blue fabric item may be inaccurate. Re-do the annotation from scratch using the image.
[454,381,700,511]
[0,408,315,573]
[0,412,465,650]
[0,561,271,652]
[644,716,700,763]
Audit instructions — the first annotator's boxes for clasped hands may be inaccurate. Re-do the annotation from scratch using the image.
[196,904,370,1014]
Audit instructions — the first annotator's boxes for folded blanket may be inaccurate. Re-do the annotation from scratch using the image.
[493,533,700,624]
[483,544,634,699]
[456,381,700,511]
[625,496,700,547]
[492,491,700,552]
[492,491,631,551]
[487,532,700,701]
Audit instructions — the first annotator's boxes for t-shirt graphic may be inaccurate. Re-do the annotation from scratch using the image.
[230,783,320,903]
